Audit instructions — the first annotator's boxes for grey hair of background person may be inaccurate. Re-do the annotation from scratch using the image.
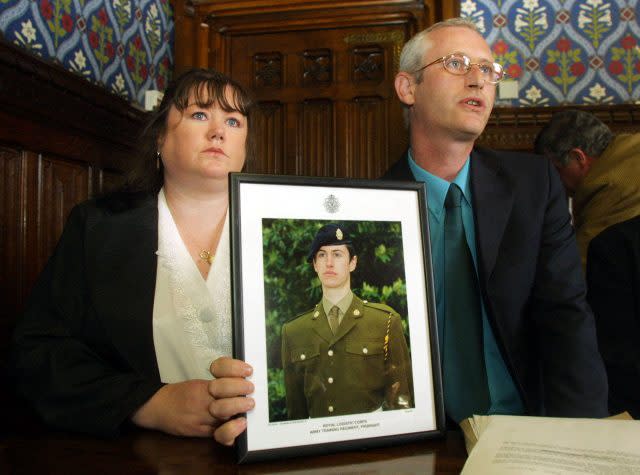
[534,110,613,167]
[397,17,480,128]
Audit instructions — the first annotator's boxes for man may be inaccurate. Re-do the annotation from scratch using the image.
[383,18,607,423]
[586,215,640,419]
[534,110,640,268]
[280,223,413,420]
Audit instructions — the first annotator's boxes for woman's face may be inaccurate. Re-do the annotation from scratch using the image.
[158,85,248,189]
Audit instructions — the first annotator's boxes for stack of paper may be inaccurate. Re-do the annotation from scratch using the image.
[460,413,638,474]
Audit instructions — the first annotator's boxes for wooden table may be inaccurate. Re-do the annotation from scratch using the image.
[1,401,467,474]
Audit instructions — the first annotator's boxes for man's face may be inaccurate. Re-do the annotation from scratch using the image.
[312,245,357,290]
[402,27,497,142]
[552,151,594,196]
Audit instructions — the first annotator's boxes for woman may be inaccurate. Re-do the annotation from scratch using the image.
[10,69,255,445]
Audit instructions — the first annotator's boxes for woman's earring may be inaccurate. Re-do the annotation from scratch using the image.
[156,151,161,170]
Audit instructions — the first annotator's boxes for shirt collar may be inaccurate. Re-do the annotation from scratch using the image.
[322,290,353,315]
[407,149,472,222]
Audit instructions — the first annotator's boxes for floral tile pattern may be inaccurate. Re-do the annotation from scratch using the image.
[0,0,174,108]
[0,1,636,107]
[462,0,639,106]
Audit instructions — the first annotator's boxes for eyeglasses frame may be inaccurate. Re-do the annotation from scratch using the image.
[412,52,506,84]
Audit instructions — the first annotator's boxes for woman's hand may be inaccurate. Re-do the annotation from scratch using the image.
[208,357,255,445]
[131,380,218,437]
[130,357,254,443]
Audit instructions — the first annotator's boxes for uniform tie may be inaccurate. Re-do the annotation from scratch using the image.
[443,183,490,423]
[328,306,340,335]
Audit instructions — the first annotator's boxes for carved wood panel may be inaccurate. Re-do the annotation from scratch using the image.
[35,156,90,278]
[0,147,23,336]
[252,102,286,174]
[235,27,409,178]
[298,99,334,176]
[344,97,387,178]
[0,38,145,354]
[177,0,430,178]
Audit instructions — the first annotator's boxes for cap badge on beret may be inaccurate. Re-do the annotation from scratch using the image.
[336,228,343,240]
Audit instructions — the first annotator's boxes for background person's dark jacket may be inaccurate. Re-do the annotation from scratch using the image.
[587,214,640,418]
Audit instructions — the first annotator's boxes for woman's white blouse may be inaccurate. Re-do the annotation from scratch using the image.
[152,189,232,383]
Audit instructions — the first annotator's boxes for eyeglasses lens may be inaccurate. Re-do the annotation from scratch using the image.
[443,54,504,83]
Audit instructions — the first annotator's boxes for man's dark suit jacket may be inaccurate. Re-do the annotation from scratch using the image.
[10,193,165,436]
[383,148,608,417]
[587,215,640,418]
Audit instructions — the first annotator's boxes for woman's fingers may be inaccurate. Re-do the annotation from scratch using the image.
[208,377,254,399]
[209,395,255,420]
[214,418,248,446]
[210,357,253,378]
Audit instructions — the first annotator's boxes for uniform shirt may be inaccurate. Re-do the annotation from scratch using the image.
[321,291,354,327]
[408,150,524,416]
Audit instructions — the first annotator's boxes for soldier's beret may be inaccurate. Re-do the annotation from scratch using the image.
[307,223,353,262]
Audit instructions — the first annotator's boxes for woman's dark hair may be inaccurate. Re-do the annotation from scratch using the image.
[122,68,256,194]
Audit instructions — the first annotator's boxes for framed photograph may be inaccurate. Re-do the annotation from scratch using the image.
[230,173,444,463]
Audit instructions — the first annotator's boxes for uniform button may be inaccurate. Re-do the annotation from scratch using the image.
[300,354,306,360]
[328,350,334,356]
[328,406,334,413]
[328,377,334,384]
[362,347,368,354]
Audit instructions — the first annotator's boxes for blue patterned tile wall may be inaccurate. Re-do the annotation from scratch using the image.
[0,0,174,108]
[461,0,639,106]
[0,1,636,107]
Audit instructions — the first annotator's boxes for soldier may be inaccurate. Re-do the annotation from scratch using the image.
[281,223,413,420]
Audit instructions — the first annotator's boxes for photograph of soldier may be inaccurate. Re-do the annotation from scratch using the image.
[280,223,414,420]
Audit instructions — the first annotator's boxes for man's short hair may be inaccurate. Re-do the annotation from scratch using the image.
[398,17,480,83]
[534,110,613,166]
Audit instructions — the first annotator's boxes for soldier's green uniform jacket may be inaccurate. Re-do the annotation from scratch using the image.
[281,294,413,420]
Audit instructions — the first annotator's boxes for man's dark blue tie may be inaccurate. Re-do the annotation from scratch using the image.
[443,183,490,423]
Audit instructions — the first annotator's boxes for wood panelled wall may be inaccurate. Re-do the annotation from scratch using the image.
[173,0,446,178]
[0,39,147,359]
[173,0,639,174]
[2,0,639,365]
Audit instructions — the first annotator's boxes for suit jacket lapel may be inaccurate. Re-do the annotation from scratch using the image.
[471,148,515,283]
[384,148,515,286]
[93,196,160,380]
[381,150,414,181]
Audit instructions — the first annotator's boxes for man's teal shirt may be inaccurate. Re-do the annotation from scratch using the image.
[408,151,524,415]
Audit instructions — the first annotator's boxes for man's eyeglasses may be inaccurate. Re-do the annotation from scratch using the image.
[413,52,506,84]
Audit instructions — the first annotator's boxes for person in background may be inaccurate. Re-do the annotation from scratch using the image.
[587,215,640,419]
[534,109,640,268]
[10,68,255,445]
[383,18,608,424]
[281,224,413,420]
